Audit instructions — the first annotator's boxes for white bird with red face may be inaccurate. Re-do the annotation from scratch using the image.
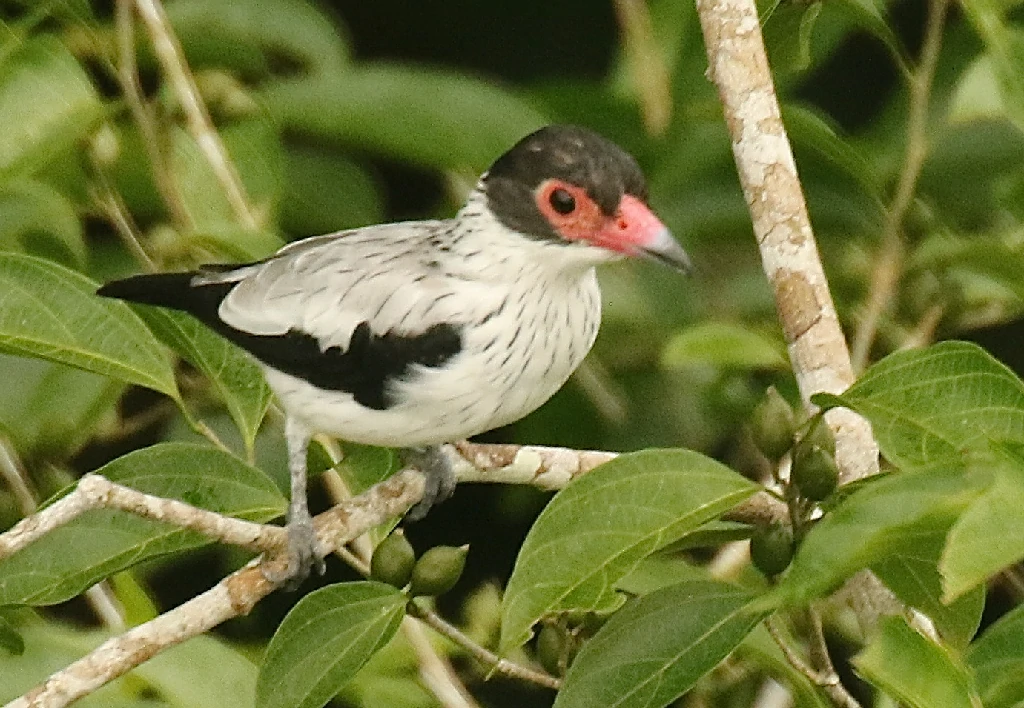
[98,125,691,583]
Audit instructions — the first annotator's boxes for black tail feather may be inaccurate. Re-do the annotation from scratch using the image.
[97,272,234,325]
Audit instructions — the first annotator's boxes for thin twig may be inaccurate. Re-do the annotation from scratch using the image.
[114,0,193,230]
[765,615,862,708]
[850,0,951,372]
[4,471,425,708]
[90,167,157,272]
[409,600,562,691]
[403,617,481,708]
[131,0,258,230]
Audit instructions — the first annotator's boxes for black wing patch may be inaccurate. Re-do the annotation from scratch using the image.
[98,272,463,410]
[233,321,463,410]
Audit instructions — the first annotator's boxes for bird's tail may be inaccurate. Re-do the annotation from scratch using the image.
[97,271,236,324]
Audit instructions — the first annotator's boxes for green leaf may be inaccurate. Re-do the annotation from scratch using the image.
[133,633,259,708]
[958,1,1024,132]
[737,624,832,708]
[168,0,349,79]
[139,309,272,455]
[0,621,256,707]
[260,64,547,173]
[170,118,284,240]
[966,602,1024,708]
[816,342,1024,469]
[661,322,787,370]
[553,579,766,708]
[256,581,406,708]
[829,0,904,67]
[0,179,86,268]
[853,616,981,708]
[0,443,285,607]
[0,35,104,179]
[941,442,1024,601]
[0,355,123,457]
[871,525,985,651]
[0,615,23,655]
[281,143,383,235]
[0,253,179,399]
[500,449,759,652]
[772,464,987,606]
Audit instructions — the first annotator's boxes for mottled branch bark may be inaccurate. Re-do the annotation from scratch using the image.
[694,0,879,483]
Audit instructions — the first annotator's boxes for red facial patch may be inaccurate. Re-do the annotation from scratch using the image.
[536,180,668,257]
[534,179,605,242]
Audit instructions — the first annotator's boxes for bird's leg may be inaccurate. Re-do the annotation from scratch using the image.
[402,444,457,521]
[266,417,325,587]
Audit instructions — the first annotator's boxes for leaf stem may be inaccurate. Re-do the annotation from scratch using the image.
[130,0,259,230]
[408,599,563,691]
[766,613,862,708]
[850,0,951,372]
[114,0,194,231]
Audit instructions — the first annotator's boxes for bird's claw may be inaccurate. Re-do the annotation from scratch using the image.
[404,445,457,522]
[264,515,325,589]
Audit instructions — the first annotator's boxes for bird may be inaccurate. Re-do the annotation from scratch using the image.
[98,124,692,584]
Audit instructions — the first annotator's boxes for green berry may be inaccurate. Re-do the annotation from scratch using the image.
[750,387,797,460]
[536,624,569,676]
[410,545,468,597]
[370,531,416,588]
[750,523,794,577]
[801,416,836,457]
[792,445,839,501]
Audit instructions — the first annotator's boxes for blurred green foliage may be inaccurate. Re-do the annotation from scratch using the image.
[0,0,1023,706]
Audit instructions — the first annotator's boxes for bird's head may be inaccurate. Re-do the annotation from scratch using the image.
[481,125,692,273]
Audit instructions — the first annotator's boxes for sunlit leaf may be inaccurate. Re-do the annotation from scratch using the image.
[256,582,405,708]
[853,616,981,708]
[554,579,766,708]
[0,253,179,399]
[814,341,1024,469]
[0,443,285,607]
[500,449,758,651]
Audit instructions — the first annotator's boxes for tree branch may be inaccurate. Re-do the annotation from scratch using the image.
[694,0,879,485]
[4,470,424,708]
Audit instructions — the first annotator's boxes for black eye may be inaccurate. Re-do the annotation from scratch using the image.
[549,188,576,215]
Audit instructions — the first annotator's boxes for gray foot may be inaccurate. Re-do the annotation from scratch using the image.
[264,417,326,589]
[403,445,457,521]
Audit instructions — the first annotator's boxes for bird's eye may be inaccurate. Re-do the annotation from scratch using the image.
[549,188,576,215]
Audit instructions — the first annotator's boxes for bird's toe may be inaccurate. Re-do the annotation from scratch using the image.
[264,516,325,589]
[403,445,456,521]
